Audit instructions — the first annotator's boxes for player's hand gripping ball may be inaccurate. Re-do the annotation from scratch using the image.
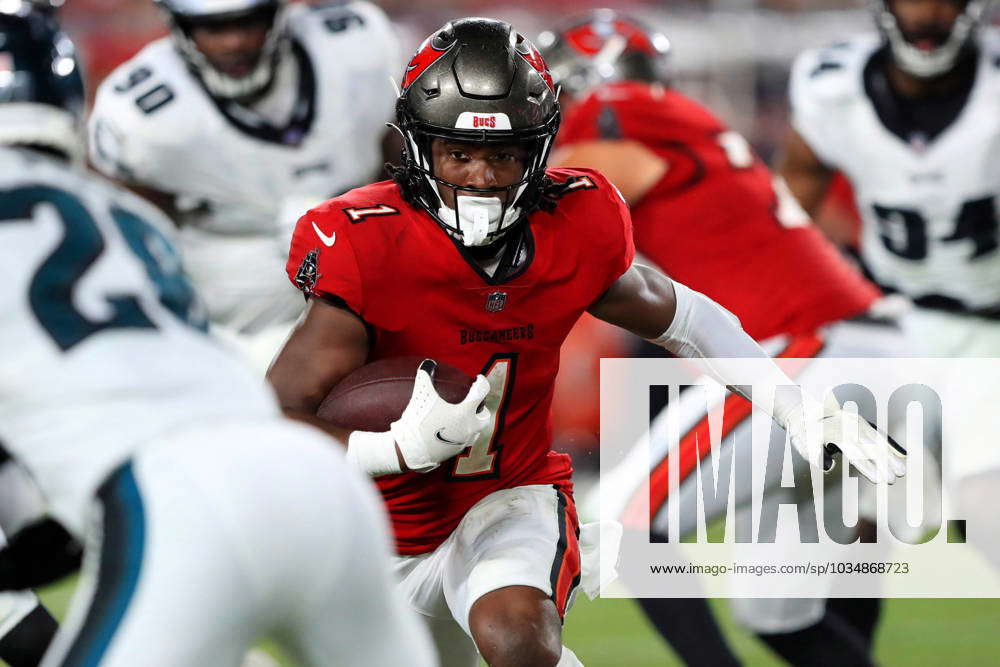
[319,357,491,472]
[317,357,479,431]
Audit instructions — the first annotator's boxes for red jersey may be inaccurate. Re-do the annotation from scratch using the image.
[558,81,879,340]
[287,168,635,554]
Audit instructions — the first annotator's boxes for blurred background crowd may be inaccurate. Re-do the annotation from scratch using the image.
[66,0,873,162]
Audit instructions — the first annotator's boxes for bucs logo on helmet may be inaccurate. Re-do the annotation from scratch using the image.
[401,32,457,90]
[537,9,672,97]
[518,40,556,92]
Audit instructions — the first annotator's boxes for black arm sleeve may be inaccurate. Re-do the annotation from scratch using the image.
[0,518,82,591]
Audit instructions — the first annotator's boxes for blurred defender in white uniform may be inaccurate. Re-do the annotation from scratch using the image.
[0,5,434,665]
[88,0,400,370]
[772,0,1000,642]
[783,0,1000,547]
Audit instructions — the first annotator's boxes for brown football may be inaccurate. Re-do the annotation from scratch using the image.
[316,357,474,432]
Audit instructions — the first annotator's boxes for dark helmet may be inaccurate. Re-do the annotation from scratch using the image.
[874,0,992,78]
[154,0,288,100]
[537,9,671,97]
[394,18,560,247]
[0,0,85,161]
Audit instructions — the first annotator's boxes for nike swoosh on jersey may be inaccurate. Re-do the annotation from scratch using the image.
[435,430,464,446]
[311,221,336,246]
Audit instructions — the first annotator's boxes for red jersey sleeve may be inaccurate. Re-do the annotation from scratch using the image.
[547,167,636,295]
[286,205,365,315]
[604,177,636,292]
[585,168,636,292]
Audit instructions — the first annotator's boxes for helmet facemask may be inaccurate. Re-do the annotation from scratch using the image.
[398,121,557,247]
[169,2,288,101]
[875,0,991,78]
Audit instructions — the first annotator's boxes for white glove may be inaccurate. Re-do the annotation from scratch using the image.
[389,360,491,472]
[782,398,907,484]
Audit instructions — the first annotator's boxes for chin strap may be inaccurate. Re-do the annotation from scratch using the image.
[464,198,492,246]
[436,195,523,247]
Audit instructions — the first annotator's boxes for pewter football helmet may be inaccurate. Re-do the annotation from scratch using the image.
[395,18,560,246]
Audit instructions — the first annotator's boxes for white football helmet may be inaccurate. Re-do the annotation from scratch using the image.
[874,0,993,78]
[155,0,289,100]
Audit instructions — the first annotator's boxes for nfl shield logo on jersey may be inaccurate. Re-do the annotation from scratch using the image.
[485,291,507,312]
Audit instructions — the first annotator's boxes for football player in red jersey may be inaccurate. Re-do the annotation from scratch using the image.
[542,10,916,667]
[268,18,905,667]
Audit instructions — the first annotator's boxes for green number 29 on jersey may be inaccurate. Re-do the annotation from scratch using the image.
[0,185,206,352]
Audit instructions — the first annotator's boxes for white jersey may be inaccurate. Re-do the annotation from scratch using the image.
[0,147,277,533]
[88,2,399,333]
[790,31,1000,312]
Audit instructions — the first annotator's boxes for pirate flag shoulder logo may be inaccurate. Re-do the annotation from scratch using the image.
[294,249,321,294]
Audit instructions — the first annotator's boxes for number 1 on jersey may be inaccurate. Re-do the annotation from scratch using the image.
[448,354,516,480]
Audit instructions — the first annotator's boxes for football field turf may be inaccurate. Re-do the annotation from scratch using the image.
[563,596,1000,666]
[33,578,1000,665]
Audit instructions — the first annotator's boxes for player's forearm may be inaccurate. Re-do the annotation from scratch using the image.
[775,128,835,220]
[279,409,411,475]
[268,365,328,414]
[644,279,804,425]
[592,264,804,425]
[281,408,351,442]
[279,408,407,475]
[267,300,371,413]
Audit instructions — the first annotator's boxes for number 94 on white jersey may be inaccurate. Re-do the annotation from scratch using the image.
[790,33,1000,312]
